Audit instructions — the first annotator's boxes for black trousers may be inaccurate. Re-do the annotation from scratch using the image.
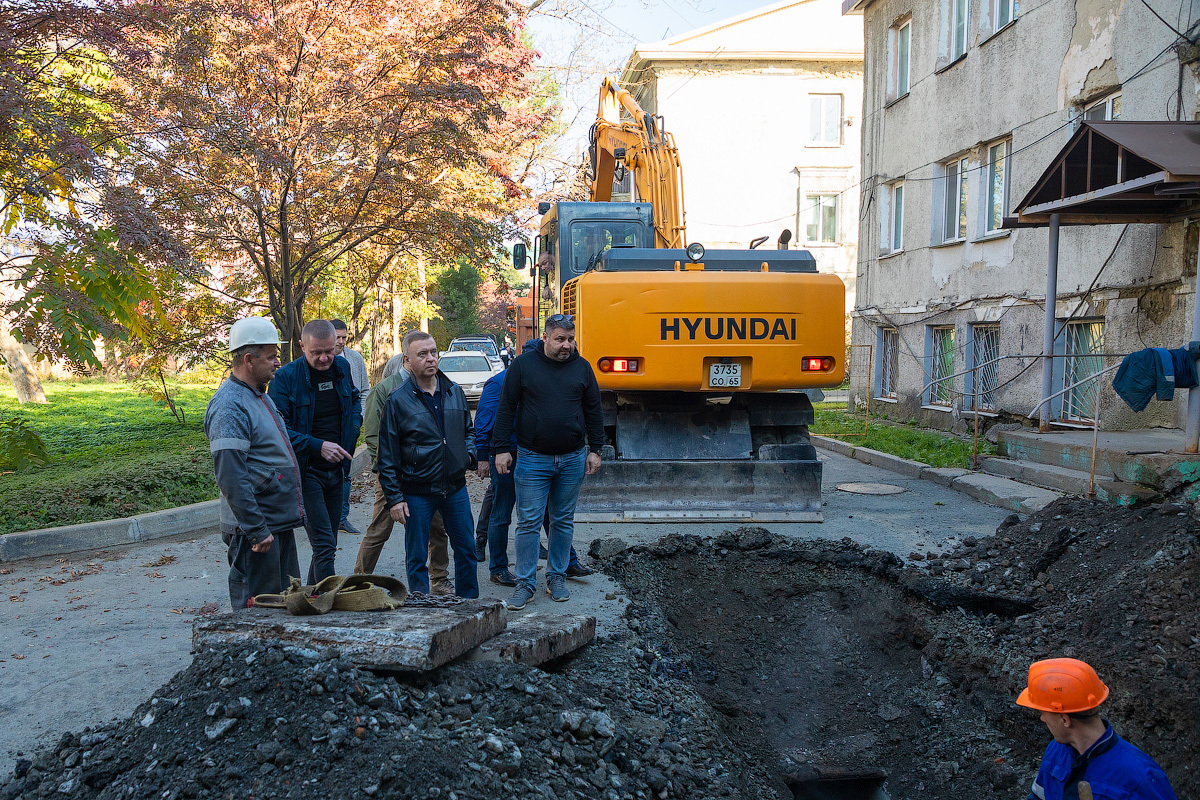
[224,529,301,610]
[302,466,344,584]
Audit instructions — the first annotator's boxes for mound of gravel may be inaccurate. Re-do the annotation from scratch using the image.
[1,637,780,800]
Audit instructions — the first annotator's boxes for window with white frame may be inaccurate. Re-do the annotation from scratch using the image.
[950,0,969,60]
[942,156,968,242]
[994,0,1018,29]
[1083,92,1122,121]
[928,326,956,406]
[884,181,905,253]
[889,18,912,100]
[969,324,1000,410]
[879,327,899,398]
[985,139,1010,234]
[808,94,844,145]
[805,195,839,243]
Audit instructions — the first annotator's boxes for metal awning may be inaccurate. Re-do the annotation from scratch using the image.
[1006,121,1200,226]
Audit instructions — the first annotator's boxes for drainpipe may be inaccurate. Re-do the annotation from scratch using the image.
[1186,226,1200,452]
[1040,213,1061,433]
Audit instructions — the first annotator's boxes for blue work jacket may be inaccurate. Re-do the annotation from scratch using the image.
[1029,722,1177,800]
[267,354,362,475]
[474,369,517,461]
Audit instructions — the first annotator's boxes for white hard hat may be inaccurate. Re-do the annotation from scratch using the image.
[228,317,282,352]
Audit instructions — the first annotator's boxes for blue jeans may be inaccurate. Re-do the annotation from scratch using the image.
[340,475,351,526]
[301,467,344,584]
[403,488,479,597]
[489,453,583,574]
[513,446,586,590]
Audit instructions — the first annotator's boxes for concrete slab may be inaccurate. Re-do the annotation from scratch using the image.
[980,457,1094,496]
[950,473,1061,515]
[920,467,970,487]
[997,429,1200,492]
[192,599,507,672]
[471,613,596,666]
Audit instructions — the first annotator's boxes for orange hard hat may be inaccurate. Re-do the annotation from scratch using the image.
[1016,658,1110,713]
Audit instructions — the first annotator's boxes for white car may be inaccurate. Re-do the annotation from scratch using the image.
[439,351,498,405]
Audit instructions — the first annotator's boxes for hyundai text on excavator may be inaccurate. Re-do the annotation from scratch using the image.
[513,78,845,521]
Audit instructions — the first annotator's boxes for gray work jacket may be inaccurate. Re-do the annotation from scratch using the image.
[204,376,305,544]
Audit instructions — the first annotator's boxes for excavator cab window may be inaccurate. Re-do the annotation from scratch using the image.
[569,221,643,275]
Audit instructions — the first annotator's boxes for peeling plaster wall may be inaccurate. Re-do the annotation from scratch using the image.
[851,0,1200,434]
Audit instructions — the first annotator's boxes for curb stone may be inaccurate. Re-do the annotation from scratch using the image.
[0,445,371,564]
[811,435,1062,513]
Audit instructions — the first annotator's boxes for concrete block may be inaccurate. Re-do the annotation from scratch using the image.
[846,445,926,478]
[132,500,220,541]
[921,467,969,487]
[193,599,507,672]
[472,613,596,666]
[811,435,856,457]
[350,444,370,477]
[950,473,1061,515]
[0,517,134,563]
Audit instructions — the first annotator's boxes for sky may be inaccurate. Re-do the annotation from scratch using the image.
[527,0,774,157]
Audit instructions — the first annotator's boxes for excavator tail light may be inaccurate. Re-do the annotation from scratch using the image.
[599,358,638,373]
[802,357,834,371]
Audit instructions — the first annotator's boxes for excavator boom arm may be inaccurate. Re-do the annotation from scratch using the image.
[588,77,686,249]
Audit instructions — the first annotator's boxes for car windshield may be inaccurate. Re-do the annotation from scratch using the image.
[450,340,498,357]
[439,355,491,373]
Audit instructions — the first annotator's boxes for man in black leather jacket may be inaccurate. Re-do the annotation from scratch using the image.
[376,331,479,597]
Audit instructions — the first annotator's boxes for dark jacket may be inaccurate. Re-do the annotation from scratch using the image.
[204,376,305,544]
[1112,346,1199,412]
[474,369,516,462]
[1028,721,1176,800]
[267,354,363,474]
[491,347,604,456]
[377,372,477,505]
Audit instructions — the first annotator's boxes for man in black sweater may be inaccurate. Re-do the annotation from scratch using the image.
[492,315,603,609]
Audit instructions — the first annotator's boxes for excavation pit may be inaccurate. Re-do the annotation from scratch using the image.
[599,510,1199,799]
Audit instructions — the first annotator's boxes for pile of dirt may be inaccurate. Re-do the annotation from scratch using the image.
[0,638,778,800]
[599,499,1199,799]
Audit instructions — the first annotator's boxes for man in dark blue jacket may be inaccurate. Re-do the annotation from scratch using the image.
[268,319,362,583]
[1017,657,1177,800]
[476,339,592,586]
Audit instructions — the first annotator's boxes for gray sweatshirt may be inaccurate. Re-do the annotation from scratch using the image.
[204,376,305,544]
[342,347,370,415]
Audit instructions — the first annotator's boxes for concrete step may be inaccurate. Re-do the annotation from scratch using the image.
[946,473,1061,515]
[980,457,1094,495]
[996,429,1200,492]
[981,457,1161,506]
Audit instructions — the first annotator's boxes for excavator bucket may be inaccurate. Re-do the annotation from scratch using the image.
[573,458,823,523]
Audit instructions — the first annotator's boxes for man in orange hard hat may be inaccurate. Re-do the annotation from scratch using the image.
[1017,657,1176,800]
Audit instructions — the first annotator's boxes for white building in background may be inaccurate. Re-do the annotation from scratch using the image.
[619,0,865,312]
[842,0,1200,433]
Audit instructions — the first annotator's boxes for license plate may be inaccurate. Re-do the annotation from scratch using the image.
[708,363,742,388]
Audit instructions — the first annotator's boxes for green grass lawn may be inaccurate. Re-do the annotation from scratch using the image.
[812,402,995,469]
[0,379,219,534]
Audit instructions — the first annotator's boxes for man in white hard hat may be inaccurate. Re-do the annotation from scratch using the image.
[203,318,305,609]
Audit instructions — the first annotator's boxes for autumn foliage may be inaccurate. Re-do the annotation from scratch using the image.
[117,0,546,357]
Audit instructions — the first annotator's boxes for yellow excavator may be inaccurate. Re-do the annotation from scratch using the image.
[513,78,845,521]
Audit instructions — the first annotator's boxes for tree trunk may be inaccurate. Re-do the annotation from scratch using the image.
[0,319,47,404]
[417,252,429,334]
[391,277,402,354]
[368,283,389,383]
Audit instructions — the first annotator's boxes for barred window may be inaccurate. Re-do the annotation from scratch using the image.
[929,326,955,406]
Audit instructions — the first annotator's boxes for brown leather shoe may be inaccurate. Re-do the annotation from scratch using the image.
[431,578,455,596]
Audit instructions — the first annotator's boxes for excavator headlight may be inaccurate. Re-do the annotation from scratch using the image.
[686,242,705,262]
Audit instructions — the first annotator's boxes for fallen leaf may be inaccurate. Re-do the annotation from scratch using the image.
[146,572,165,579]
[11,654,25,660]
[0,568,12,575]
[199,603,219,615]
[140,555,178,569]
[8,596,23,603]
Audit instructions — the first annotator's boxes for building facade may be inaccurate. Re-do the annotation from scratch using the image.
[620,0,865,312]
[843,0,1200,432]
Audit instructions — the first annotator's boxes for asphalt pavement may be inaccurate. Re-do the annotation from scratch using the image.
[0,449,1008,774]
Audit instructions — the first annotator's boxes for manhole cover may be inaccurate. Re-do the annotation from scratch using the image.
[836,482,906,495]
